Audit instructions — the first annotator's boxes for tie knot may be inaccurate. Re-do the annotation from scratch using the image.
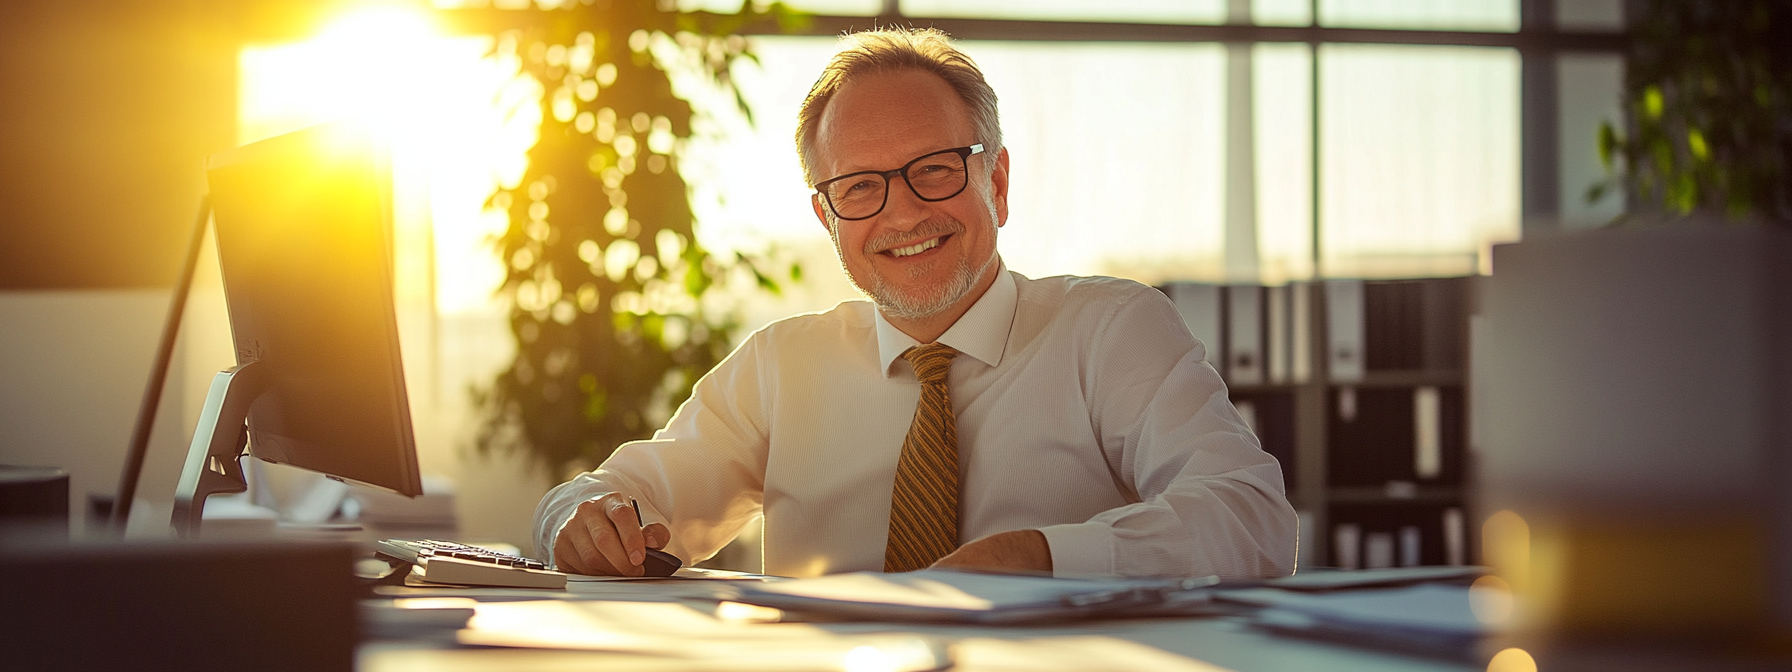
[903,343,958,385]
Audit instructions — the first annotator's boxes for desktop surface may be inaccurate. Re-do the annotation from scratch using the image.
[354,562,1792,672]
[12,530,1778,672]
[357,567,1488,672]
[358,588,1478,672]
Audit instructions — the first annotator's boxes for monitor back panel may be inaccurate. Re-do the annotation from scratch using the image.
[205,123,423,497]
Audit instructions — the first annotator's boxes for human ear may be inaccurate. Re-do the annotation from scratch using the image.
[812,193,834,235]
[990,147,1012,227]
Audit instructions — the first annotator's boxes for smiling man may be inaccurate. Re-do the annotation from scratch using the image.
[534,27,1297,579]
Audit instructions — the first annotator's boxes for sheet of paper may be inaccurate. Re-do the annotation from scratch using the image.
[1262,566,1482,591]
[454,599,949,671]
[958,636,1235,672]
[743,570,1190,610]
[564,566,765,582]
[725,570,1219,624]
[1222,584,1483,636]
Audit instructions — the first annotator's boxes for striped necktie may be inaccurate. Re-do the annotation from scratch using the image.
[884,342,961,573]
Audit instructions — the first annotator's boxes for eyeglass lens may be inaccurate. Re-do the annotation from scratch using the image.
[822,149,969,220]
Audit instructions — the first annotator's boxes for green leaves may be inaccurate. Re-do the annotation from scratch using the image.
[1596,120,1618,169]
[475,0,802,476]
[1596,0,1791,224]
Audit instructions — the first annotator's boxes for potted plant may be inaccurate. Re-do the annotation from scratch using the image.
[475,1,804,478]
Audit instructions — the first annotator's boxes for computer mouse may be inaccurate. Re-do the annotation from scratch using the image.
[642,548,682,577]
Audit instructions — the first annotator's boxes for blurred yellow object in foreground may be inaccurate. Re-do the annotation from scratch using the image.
[1485,510,1775,647]
[1477,227,1792,663]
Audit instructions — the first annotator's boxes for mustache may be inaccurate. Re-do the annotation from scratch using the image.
[862,217,965,255]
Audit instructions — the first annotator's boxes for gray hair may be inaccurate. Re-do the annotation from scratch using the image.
[795,27,1003,187]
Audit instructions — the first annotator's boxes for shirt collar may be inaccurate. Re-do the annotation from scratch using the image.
[875,262,1017,378]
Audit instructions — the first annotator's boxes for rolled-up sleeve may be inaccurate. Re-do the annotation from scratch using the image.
[1038,287,1298,579]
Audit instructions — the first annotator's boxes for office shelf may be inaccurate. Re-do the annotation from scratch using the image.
[1331,370,1466,389]
[1170,277,1478,570]
[1326,486,1464,505]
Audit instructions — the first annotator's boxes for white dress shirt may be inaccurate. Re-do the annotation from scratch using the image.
[534,268,1297,578]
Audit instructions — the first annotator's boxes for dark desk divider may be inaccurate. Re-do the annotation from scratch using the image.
[0,540,357,672]
[0,466,68,539]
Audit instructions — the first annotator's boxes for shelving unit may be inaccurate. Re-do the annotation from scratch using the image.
[1168,277,1476,569]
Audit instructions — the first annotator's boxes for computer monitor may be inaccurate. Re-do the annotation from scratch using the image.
[170,122,423,535]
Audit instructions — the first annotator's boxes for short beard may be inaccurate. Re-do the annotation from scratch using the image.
[831,182,1001,322]
[864,226,986,321]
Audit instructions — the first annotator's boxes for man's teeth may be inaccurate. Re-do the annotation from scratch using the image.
[890,237,941,258]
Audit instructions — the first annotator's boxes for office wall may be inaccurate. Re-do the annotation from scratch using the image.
[0,0,236,289]
[0,1,554,546]
[0,292,186,535]
[0,1,234,534]
[0,287,554,545]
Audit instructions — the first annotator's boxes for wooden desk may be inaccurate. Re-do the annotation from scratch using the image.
[359,580,1478,672]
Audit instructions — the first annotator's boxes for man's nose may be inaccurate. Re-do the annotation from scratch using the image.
[880,174,931,222]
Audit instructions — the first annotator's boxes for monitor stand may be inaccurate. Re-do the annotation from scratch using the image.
[171,361,269,537]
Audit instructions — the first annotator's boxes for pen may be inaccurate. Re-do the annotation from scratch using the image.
[629,497,684,575]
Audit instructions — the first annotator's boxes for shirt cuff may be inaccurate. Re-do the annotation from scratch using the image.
[1037,521,1115,578]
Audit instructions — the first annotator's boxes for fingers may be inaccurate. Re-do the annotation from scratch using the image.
[604,499,648,572]
[552,494,676,577]
[554,495,636,576]
[555,524,608,575]
[553,528,583,573]
[643,522,670,549]
[555,501,619,575]
[586,499,643,577]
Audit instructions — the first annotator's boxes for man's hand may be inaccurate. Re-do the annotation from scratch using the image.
[931,529,1053,575]
[552,492,671,576]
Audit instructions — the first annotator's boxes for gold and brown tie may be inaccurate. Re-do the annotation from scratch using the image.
[884,342,962,573]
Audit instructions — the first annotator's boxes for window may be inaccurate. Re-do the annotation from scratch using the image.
[1320,44,1519,277]
[902,0,1226,25]
[693,32,1525,288]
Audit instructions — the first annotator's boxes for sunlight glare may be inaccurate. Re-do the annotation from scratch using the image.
[842,645,899,672]
[1483,510,1531,594]
[1486,647,1537,672]
[241,5,444,143]
[1469,575,1514,625]
[714,601,783,624]
[240,2,537,315]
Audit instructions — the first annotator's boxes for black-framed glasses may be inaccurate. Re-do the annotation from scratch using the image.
[812,144,984,221]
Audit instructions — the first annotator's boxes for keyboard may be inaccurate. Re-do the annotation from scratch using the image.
[376,539,566,589]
